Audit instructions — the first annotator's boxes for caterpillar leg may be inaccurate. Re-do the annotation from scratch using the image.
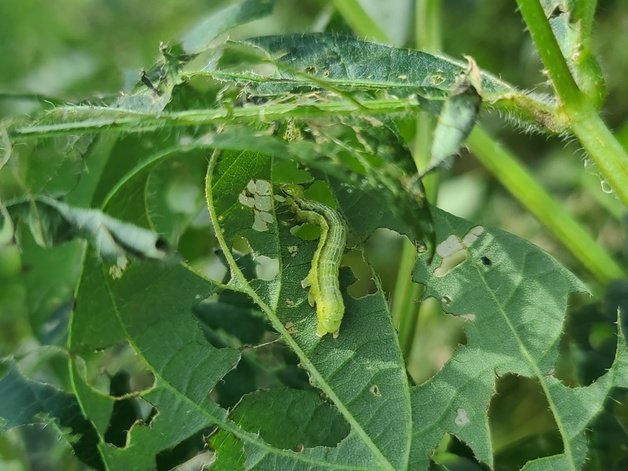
[301,270,318,307]
[316,323,340,338]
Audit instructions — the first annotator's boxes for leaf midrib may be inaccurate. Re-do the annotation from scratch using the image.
[205,151,399,471]
[100,266,370,470]
[463,224,578,470]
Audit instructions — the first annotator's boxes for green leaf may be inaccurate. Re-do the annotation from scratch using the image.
[70,260,241,470]
[65,134,118,207]
[0,135,93,202]
[211,431,246,471]
[4,13,624,470]
[411,208,627,469]
[212,387,350,465]
[225,34,509,100]
[6,34,562,140]
[427,58,482,174]
[206,150,413,470]
[19,232,82,344]
[9,196,171,263]
[0,361,103,470]
[206,34,559,131]
[144,152,208,243]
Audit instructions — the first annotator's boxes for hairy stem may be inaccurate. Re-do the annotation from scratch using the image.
[516,0,628,204]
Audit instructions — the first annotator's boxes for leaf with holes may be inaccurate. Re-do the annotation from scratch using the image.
[410,207,627,470]
[206,149,413,470]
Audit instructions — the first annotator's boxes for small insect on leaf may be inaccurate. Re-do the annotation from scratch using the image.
[281,184,347,337]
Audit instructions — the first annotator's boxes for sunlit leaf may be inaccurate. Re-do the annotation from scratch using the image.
[411,208,626,469]
[9,196,171,263]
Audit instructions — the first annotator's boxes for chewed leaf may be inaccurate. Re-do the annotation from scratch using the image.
[69,261,243,470]
[410,207,626,469]
[9,196,171,263]
[0,361,102,470]
[211,387,350,460]
[229,34,512,101]
[114,0,277,113]
[206,151,413,470]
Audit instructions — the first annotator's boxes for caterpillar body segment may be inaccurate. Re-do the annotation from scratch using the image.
[282,185,347,337]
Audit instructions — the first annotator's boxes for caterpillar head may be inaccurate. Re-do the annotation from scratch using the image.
[280,184,305,199]
[316,303,343,338]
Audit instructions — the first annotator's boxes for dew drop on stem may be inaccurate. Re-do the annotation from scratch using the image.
[600,179,613,194]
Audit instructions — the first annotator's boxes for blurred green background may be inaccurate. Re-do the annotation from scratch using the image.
[1,0,625,279]
[1,1,626,469]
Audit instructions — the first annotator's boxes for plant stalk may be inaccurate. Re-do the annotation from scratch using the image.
[467,126,626,283]
[331,0,389,43]
[392,0,443,359]
[515,0,628,205]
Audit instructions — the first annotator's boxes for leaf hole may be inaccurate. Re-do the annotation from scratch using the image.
[454,408,469,426]
[154,237,169,252]
[344,249,378,299]
[254,254,279,281]
[435,434,481,468]
[489,375,561,468]
[156,432,212,469]
[434,248,467,277]
[285,321,297,334]
[406,300,466,385]
[217,389,350,450]
[433,226,485,277]
[104,372,155,447]
[78,341,155,396]
[194,295,269,345]
[240,179,274,232]
[558,281,623,386]
[548,5,563,19]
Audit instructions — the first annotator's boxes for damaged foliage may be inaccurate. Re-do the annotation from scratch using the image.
[0,0,626,470]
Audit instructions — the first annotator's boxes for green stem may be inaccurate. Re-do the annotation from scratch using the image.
[515,0,581,104]
[516,0,628,205]
[415,0,442,52]
[467,126,626,284]
[392,0,443,359]
[394,244,424,360]
[9,98,421,139]
[393,117,432,357]
[332,0,389,42]
[568,110,628,205]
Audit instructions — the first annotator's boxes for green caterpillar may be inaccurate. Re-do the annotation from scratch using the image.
[282,185,347,338]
